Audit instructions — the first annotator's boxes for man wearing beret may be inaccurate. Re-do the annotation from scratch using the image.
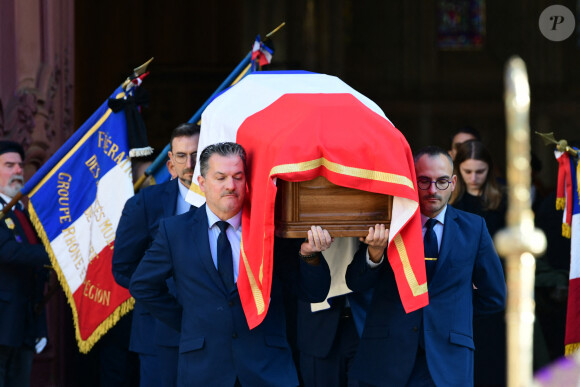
[0,140,50,387]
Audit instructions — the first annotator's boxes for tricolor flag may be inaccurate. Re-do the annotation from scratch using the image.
[23,85,135,353]
[187,71,428,329]
[251,34,273,70]
[555,148,580,355]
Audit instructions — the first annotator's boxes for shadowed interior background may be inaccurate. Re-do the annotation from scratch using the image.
[2,0,580,385]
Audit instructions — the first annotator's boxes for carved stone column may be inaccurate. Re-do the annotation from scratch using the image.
[0,0,74,178]
[0,1,75,386]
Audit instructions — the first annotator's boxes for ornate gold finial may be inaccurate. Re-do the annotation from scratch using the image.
[535,131,557,146]
[535,131,578,156]
[122,58,154,90]
[132,57,154,76]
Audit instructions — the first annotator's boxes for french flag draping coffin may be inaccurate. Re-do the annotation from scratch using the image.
[186,71,428,329]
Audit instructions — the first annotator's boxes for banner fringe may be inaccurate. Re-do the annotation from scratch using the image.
[565,342,580,356]
[556,197,565,210]
[562,223,572,239]
[129,146,154,158]
[28,202,135,353]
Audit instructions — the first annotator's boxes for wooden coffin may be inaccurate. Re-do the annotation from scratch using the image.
[274,176,392,238]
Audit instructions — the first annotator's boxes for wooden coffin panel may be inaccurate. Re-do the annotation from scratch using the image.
[274,176,392,238]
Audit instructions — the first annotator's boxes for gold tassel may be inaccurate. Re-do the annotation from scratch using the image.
[562,223,572,238]
[565,342,580,356]
[556,197,565,210]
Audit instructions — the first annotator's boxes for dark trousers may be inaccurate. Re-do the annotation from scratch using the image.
[299,312,360,387]
[139,353,161,387]
[405,348,436,387]
[157,345,178,387]
[0,345,34,387]
[358,348,435,387]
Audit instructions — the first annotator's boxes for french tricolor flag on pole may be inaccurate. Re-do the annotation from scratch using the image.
[251,34,273,69]
[23,85,135,353]
[555,149,580,355]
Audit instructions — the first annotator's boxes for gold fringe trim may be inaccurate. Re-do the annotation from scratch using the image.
[394,234,427,297]
[562,223,572,239]
[556,197,565,211]
[565,342,580,356]
[240,238,265,315]
[270,157,415,190]
[28,202,135,353]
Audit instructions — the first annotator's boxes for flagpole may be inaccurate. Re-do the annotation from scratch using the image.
[266,22,285,38]
[0,192,24,220]
[134,23,285,192]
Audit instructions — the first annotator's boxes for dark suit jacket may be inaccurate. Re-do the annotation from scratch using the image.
[0,206,49,348]
[345,205,506,387]
[296,297,344,358]
[112,178,183,353]
[129,204,332,386]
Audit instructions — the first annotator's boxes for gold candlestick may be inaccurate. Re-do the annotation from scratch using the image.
[494,56,547,387]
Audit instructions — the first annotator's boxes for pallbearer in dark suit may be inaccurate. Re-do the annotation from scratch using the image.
[113,123,200,387]
[297,293,361,387]
[130,142,332,387]
[294,236,371,387]
[0,141,50,387]
[346,146,506,387]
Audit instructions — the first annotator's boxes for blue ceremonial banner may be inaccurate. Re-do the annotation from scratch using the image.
[24,85,135,353]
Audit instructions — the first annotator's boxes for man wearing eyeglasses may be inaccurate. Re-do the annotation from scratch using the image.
[113,123,200,387]
[346,146,506,387]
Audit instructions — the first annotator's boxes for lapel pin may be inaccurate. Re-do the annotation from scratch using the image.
[5,218,15,230]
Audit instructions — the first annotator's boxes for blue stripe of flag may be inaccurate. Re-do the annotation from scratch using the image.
[26,86,131,241]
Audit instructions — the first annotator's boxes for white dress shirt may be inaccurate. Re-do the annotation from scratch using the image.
[366,205,449,267]
[176,181,192,215]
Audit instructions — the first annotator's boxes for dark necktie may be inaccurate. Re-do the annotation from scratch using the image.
[216,221,234,290]
[13,204,39,245]
[424,218,438,283]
